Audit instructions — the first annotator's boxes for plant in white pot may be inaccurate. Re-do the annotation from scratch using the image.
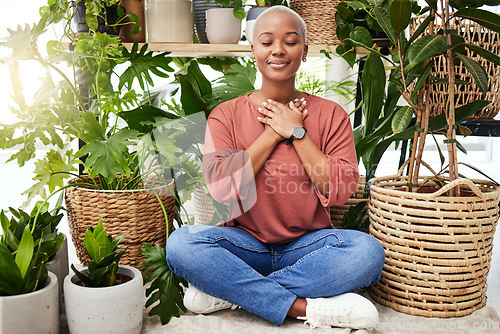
[0,214,60,334]
[64,220,143,334]
[205,0,245,44]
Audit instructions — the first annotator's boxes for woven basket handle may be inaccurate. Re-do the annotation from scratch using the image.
[396,159,437,177]
[426,178,487,199]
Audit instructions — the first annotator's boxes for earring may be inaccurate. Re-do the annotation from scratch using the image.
[302,57,307,62]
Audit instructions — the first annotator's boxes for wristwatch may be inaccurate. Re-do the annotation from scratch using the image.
[285,126,307,145]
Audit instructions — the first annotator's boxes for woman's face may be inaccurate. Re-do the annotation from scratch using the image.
[251,12,308,84]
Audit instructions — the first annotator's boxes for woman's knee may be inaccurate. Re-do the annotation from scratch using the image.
[347,231,385,283]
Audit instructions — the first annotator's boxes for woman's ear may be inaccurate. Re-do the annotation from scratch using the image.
[302,45,309,62]
[251,45,256,62]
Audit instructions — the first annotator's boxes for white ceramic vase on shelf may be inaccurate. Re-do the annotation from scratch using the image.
[206,8,242,44]
[146,0,193,43]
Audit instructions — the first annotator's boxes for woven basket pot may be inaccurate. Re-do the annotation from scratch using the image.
[368,162,500,317]
[330,177,367,228]
[409,15,500,119]
[65,177,176,269]
[290,0,342,45]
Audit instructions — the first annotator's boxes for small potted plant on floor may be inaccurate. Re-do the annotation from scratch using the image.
[0,210,60,334]
[64,220,143,334]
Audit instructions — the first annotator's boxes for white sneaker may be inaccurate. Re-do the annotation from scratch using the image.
[298,293,378,329]
[183,284,238,314]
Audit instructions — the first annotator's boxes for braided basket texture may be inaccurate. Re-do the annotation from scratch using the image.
[290,0,342,45]
[65,177,176,269]
[330,177,367,228]
[368,163,500,317]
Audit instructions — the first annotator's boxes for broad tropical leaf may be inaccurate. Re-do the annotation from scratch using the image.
[361,53,386,136]
[139,243,188,325]
[392,106,413,134]
[373,7,397,45]
[455,54,488,94]
[390,0,412,32]
[455,8,500,33]
[408,34,447,65]
[464,43,500,66]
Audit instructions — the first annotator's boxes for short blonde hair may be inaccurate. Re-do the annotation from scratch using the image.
[252,6,307,44]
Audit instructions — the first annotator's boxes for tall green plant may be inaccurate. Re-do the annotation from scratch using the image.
[336,0,499,190]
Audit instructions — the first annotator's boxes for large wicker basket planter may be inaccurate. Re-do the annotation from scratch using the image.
[368,166,500,317]
[330,177,367,228]
[65,178,176,269]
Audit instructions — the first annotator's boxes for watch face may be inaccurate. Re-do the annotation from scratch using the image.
[293,127,306,140]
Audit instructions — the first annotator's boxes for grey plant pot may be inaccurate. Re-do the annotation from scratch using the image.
[246,6,270,44]
[64,265,143,334]
[46,234,69,310]
[193,0,222,43]
[0,272,59,334]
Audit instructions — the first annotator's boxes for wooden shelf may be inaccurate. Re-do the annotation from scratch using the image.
[65,41,367,57]
[123,43,335,57]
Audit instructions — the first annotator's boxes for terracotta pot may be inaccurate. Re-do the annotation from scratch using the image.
[119,0,146,42]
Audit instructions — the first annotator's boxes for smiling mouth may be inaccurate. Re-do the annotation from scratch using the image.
[267,60,290,69]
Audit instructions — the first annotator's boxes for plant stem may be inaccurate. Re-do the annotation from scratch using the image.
[412,10,435,188]
[443,0,459,195]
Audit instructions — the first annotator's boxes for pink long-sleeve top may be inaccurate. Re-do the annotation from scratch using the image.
[203,93,359,244]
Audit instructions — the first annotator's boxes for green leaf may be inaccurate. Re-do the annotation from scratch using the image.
[431,133,446,167]
[373,6,397,45]
[177,60,212,117]
[464,43,500,66]
[119,42,174,90]
[118,105,179,134]
[390,0,412,32]
[342,201,369,232]
[15,227,35,279]
[391,106,413,134]
[233,7,246,20]
[361,52,386,135]
[458,124,472,137]
[455,8,500,34]
[408,34,447,65]
[350,26,373,47]
[407,14,434,47]
[139,243,188,325]
[455,54,488,95]
[76,129,140,180]
[208,63,257,110]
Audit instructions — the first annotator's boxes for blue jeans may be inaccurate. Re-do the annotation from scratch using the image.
[166,225,385,326]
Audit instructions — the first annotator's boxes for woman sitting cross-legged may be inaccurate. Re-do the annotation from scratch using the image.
[166,6,385,330]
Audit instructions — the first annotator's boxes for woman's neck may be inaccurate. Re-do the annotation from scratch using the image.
[254,79,305,105]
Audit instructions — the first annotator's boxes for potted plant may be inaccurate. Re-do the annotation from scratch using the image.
[145,0,194,43]
[64,220,143,334]
[69,0,140,36]
[0,7,179,268]
[205,0,245,44]
[339,0,500,317]
[0,210,60,334]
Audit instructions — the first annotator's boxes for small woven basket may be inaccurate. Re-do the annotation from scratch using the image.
[330,177,367,228]
[409,15,500,119]
[290,0,342,46]
[368,161,500,317]
[65,177,176,269]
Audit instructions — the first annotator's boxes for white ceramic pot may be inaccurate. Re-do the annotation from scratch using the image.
[0,272,59,334]
[245,6,269,45]
[46,234,69,309]
[206,8,242,44]
[145,0,193,43]
[64,265,144,334]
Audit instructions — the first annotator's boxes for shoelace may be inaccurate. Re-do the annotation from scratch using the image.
[298,306,351,329]
[209,297,238,312]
